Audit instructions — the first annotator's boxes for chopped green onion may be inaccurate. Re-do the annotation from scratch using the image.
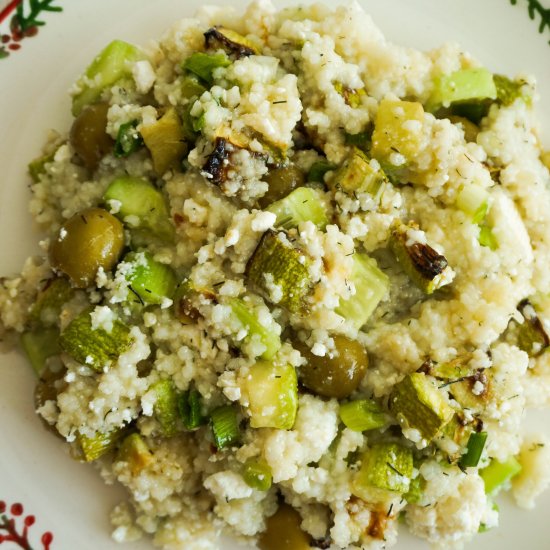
[178,389,207,430]
[244,361,298,430]
[229,298,281,360]
[480,456,522,495]
[183,52,231,85]
[267,186,328,230]
[20,328,60,376]
[460,431,488,468]
[59,308,131,371]
[114,120,143,158]
[339,399,386,432]
[124,251,178,305]
[456,184,490,224]
[335,253,389,329]
[307,160,335,183]
[242,458,273,491]
[210,405,240,449]
[151,379,180,437]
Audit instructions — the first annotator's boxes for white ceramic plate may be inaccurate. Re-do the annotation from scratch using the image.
[1,0,549,549]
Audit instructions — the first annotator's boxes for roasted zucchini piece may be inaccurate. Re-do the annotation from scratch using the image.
[371,99,424,165]
[229,298,281,360]
[259,163,305,209]
[389,372,454,441]
[123,251,178,306]
[172,278,216,324]
[77,427,125,462]
[20,328,60,376]
[183,52,231,86]
[246,230,313,315]
[72,40,143,116]
[204,26,259,57]
[330,147,387,202]
[140,107,188,175]
[59,308,132,371]
[352,441,413,501]
[516,299,550,357]
[480,455,522,495]
[117,432,154,475]
[243,361,298,430]
[339,399,386,432]
[29,277,74,328]
[389,221,454,294]
[335,253,389,329]
[267,186,328,230]
[151,379,180,437]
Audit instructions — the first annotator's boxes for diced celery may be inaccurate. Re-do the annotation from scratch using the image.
[204,26,259,57]
[307,160,335,183]
[353,441,413,500]
[246,230,313,315]
[339,399,386,432]
[117,432,154,475]
[371,99,424,164]
[114,120,143,158]
[244,361,298,430]
[229,298,281,360]
[72,40,143,116]
[29,277,74,327]
[20,328,60,376]
[479,224,498,251]
[242,458,272,491]
[389,373,454,441]
[210,405,240,449]
[103,176,174,243]
[427,68,497,113]
[331,147,387,202]
[178,389,207,430]
[267,187,328,230]
[456,184,490,224]
[460,431,488,468]
[77,428,124,462]
[183,52,231,85]
[480,456,522,495]
[140,107,188,175]
[151,379,180,437]
[335,253,389,329]
[389,221,453,294]
[59,308,132,371]
[123,251,178,306]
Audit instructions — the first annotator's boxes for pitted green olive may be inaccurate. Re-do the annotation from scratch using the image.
[258,163,305,208]
[296,335,369,399]
[49,207,125,288]
[69,102,114,171]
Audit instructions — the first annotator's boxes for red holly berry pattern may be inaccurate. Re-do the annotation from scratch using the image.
[0,500,53,550]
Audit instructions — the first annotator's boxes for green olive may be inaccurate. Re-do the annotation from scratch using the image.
[448,115,479,143]
[258,163,305,208]
[258,504,311,550]
[69,102,114,171]
[49,207,125,288]
[296,335,369,399]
